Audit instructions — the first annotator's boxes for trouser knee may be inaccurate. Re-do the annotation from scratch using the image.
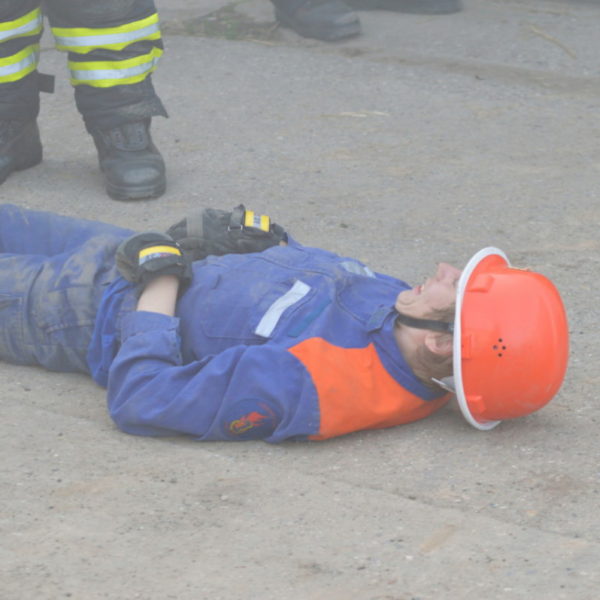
[45,0,152,26]
[0,0,39,20]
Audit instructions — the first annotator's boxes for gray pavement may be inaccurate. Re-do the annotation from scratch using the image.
[2,1,600,598]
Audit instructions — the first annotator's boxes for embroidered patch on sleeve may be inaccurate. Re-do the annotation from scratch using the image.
[224,400,279,441]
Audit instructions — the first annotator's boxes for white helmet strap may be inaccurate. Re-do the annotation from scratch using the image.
[431,376,456,394]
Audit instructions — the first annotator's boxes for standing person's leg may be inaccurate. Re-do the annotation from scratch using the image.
[0,0,43,183]
[46,0,168,201]
[271,0,360,42]
[0,204,132,372]
[272,0,462,42]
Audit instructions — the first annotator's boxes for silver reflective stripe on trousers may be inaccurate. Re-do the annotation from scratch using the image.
[0,12,42,43]
[70,55,160,83]
[0,48,39,78]
[254,280,311,338]
[53,22,160,50]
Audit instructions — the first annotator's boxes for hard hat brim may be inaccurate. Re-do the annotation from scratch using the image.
[453,247,509,431]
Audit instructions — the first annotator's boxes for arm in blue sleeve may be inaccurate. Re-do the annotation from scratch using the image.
[106,311,320,442]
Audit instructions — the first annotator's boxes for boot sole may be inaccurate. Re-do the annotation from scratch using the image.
[276,8,361,41]
[346,0,461,13]
[105,179,167,202]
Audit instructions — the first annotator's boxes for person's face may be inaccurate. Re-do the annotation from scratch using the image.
[395,262,461,319]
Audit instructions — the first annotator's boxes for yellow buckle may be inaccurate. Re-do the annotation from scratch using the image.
[243,210,270,232]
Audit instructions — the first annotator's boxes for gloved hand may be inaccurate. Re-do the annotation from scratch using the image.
[116,231,192,292]
[166,204,287,262]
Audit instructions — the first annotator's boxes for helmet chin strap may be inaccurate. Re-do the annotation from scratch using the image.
[431,376,456,394]
[394,310,454,334]
[395,310,455,393]
[394,310,455,393]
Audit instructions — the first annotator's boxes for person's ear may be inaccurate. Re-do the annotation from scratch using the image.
[424,332,453,357]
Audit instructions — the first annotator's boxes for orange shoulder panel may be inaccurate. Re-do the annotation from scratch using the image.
[288,338,448,440]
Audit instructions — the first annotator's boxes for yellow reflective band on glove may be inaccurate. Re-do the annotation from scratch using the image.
[52,13,161,54]
[139,245,182,265]
[68,46,163,87]
[0,8,42,43]
[243,210,271,232]
[0,44,39,83]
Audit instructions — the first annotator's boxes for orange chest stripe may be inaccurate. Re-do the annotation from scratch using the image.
[288,338,448,440]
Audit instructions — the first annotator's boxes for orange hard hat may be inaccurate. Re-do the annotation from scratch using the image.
[452,248,569,430]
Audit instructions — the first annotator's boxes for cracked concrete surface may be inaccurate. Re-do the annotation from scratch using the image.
[2,1,600,598]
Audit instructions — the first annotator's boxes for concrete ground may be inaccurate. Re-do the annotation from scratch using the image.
[2,0,599,598]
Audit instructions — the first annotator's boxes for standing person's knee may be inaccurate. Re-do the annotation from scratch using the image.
[46,0,140,25]
[0,0,38,19]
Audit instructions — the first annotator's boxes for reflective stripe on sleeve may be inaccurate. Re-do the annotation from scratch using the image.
[68,46,163,87]
[52,13,161,54]
[0,8,42,43]
[0,44,39,83]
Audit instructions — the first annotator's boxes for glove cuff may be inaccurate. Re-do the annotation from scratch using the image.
[139,243,184,269]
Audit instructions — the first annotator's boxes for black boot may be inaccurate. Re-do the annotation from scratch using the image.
[91,119,166,201]
[345,0,462,13]
[0,120,43,185]
[274,0,361,41]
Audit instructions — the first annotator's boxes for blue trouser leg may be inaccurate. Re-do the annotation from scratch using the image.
[0,202,133,254]
[0,204,133,372]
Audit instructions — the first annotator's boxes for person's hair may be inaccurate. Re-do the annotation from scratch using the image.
[411,304,456,390]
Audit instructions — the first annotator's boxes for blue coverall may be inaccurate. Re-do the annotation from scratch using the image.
[0,204,448,442]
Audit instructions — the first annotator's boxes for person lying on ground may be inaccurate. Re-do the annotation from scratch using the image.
[0,203,568,441]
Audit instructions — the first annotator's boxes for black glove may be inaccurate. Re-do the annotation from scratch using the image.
[116,231,192,292]
[166,204,287,262]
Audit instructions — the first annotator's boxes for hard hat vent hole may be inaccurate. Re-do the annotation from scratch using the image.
[493,338,507,357]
